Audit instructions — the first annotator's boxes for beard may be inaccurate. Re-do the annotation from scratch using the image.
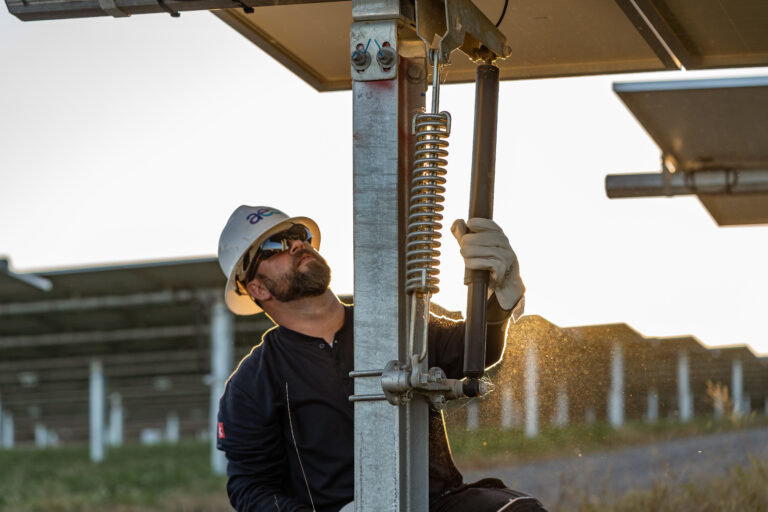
[257,249,331,302]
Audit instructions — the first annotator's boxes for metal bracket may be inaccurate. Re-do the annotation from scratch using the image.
[661,153,679,196]
[350,21,398,81]
[98,0,130,18]
[415,0,512,64]
[349,358,493,409]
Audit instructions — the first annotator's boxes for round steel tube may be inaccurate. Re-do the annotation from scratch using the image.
[605,169,768,198]
[463,64,499,380]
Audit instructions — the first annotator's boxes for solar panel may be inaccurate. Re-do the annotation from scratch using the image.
[616,0,768,70]
[10,0,768,90]
[212,0,768,90]
[613,76,768,226]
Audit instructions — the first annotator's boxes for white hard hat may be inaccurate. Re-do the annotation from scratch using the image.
[218,205,320,315]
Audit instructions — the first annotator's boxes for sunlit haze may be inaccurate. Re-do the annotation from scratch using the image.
[1,11,767,353]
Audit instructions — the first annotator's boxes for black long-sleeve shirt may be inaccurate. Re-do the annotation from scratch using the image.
[217,299,511,512]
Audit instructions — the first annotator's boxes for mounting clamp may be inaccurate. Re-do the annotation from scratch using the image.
[349,358,493,410]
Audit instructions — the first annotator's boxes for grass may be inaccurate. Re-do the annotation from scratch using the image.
[572,456,768,512]
[0,441,229,512]
[0,417,765,511]
[447,414,768,468]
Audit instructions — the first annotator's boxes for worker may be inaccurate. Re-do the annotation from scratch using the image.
[216,205,547,512]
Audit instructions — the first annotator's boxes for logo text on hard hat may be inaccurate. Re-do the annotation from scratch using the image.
[246,208,280,224]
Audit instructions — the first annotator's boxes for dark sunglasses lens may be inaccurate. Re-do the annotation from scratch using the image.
[244,225,312,283]
[262,225,311,251]
[259,249,281,261]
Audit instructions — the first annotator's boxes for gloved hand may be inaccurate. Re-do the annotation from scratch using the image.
[450,217,525,312]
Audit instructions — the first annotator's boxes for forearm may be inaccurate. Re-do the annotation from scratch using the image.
[429,294,517,378]
[484,294,512,367]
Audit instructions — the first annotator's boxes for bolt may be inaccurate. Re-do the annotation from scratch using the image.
[351,43,371,72]
[376,43,396,70]
[406,63,425,83]
[431,395,446,410]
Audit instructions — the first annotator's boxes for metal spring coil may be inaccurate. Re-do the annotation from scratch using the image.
[405,111,451,295]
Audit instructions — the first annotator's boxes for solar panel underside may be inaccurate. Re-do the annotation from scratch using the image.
[650,0,768,69]
[213,0,675,91]
[615,77,768,226]
[213,0,768,91]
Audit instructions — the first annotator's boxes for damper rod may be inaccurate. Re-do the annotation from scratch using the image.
[463,64,500,381]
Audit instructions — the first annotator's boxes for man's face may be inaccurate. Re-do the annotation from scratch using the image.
[253,242,331,303]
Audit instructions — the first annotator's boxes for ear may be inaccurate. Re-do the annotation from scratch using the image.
[246,277,272,303]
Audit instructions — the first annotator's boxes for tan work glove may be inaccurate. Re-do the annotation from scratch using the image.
[451,217,525,312]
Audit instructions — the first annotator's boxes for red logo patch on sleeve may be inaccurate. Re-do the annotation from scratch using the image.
[217,422,226,439]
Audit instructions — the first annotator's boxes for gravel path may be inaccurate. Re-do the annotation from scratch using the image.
[460,427,768,510]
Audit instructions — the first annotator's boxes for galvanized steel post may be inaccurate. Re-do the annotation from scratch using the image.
[524,337,538,438]
[501,385,514,429]
[351,3,429,508]
[676,351,693,421]
[646,387,659,422]
[1,411,14,448]
[89,358,105,462]
[608,341,624,428]
[466,401,479,431]
[166,411,180,443]
[34,423,48,447]
[210,299,234,475]
[731,359,743,417]
[108,392,124,446]
[553,383,569,427]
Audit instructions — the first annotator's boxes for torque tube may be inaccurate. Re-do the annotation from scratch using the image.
[463,64,500,380]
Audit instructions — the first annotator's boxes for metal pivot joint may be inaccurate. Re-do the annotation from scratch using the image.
[350,361,493,408]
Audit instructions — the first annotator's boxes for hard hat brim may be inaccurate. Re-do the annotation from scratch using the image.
[224,216,321,316]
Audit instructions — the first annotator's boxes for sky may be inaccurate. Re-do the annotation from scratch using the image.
[1,9,767,354]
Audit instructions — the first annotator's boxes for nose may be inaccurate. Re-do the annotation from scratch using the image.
[288,238,308,254]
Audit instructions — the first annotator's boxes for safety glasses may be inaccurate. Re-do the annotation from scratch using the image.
[237,224,313,289]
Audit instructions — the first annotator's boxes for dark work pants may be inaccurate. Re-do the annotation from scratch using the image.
[430,479,548,512]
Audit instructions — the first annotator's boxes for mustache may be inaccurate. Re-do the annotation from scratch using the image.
[292,248,316,265]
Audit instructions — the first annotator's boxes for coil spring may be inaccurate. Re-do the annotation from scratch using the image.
[405,111,451,295]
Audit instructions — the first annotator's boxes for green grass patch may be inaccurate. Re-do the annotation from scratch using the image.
[0,441,228,511]
[448,414,768,468]
[1,416,766,511]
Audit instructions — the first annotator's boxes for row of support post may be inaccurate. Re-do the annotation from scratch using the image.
[0,297,234,472]
[467,347,751,433]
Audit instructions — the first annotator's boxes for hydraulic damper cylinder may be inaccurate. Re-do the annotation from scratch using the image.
[463,63,500,386]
